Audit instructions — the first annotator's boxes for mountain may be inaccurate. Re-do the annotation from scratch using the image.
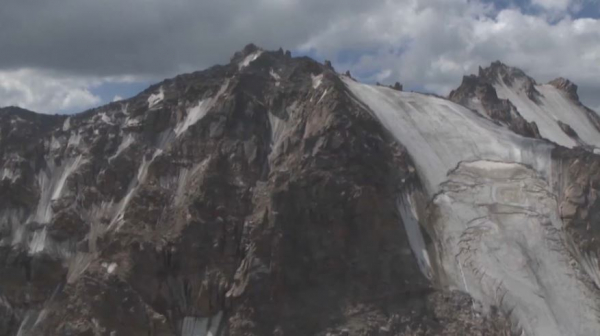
[1,45,600,336]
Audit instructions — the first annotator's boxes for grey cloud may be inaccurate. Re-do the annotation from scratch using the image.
[0,0,373,77]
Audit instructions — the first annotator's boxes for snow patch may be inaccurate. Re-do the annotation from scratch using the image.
[32,155,85,223]
[1,168,17,182]
[67,132,82,148]
[269,68,280,81]
[99,112,113,125]
[175,80,228,137]
[312,74,323,89]
[62,117,71,131]
[108,134,135,161]
[398,193,432,279]
[175,100,211,136]
[317,89,329,104]
[148,87,165,109]
[238,51,263,70]
[110,148,164,230]
[29,227,47,255]
[51,155,84,201]
[102,262,117,274]
[181,312,222,336]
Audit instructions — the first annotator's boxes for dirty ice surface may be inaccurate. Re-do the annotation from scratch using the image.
[344,78,600,336]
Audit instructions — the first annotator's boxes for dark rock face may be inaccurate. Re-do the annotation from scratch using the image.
[549,77,579,101]
[449,74,540,138]
[0,47,512,335]
[554,147,600,260]
[548,77,600,134]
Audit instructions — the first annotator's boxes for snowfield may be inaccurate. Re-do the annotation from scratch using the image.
[494,77,600,149]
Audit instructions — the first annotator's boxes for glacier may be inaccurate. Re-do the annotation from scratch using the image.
[344,77,600,336]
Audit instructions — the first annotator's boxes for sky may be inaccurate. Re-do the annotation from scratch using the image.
[0,0,598,114]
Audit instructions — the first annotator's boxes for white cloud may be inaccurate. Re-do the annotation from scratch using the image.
[112,95,123,102]
[0,69,102,113]
[0,0,598,114]
[299,0,600,109]
[531,0,573,11]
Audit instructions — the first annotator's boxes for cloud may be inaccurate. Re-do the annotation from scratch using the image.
[300,0,600,110]
[0,0,598,113]
[0,69,101,113]
[531,0,572,11]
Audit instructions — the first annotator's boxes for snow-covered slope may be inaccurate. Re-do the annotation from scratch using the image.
[494,77,600,149]
[344,77,600,336]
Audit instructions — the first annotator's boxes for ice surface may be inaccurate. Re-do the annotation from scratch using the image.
[344,78,600,335]
[344,79,553,194]
[434,161,600,336]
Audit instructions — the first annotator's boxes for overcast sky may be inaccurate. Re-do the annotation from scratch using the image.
[0,0,598,114]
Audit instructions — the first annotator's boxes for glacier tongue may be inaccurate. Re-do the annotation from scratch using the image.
[344,78,600,335]
[436,161,600,336]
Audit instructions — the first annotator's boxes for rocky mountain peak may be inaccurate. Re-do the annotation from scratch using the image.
[449,69,540,139]
[3,46,600,336]
[478,61,533,84]
[229,43,262,63]
[548,77,580,101]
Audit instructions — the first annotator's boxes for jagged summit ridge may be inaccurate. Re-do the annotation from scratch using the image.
[452,61,600,150]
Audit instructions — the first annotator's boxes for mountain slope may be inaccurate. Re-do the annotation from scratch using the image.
[451,61,600,150]
[1,47,600,336]
[0,45,512,336]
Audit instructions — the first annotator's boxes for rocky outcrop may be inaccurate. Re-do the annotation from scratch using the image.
[478,61,541,102]
[553,147,600,287]
[449,74,540,138]
[0,46,512,335]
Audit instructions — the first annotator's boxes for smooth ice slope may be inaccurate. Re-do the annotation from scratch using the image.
[344,79,553,194]
[344,78,600,336]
